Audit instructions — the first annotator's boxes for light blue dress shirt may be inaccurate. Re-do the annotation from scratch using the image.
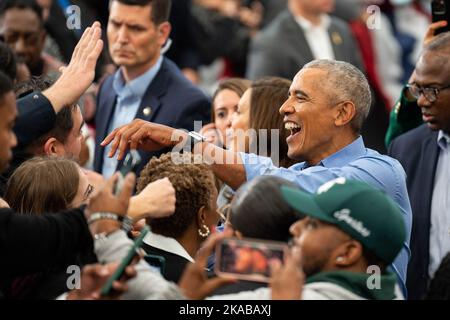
[102,56,163,178]
[239,136,412,295]
[429,131,450,278]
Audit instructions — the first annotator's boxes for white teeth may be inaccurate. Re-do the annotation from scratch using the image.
[285,122,300,130]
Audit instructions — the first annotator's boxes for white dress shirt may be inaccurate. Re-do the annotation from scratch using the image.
[295,14,335,60]
[429,131,450,278]
[143,231,195,263]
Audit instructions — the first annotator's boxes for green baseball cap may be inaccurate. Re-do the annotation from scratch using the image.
[281,178,406,265]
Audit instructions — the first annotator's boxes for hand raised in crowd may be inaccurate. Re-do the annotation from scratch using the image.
[86,172,136,236]
[66,262,137,300]
[423,20,448,47]
[178,229,237,299]
[270,246,304,300]
[101,119,187,161]
[128,177,176,222]
[42,21,104,113]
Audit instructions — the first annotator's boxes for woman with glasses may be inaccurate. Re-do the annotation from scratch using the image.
[2,157,96,299]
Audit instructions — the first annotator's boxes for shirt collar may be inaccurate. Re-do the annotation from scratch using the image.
[295,14,331,31]
[143,230,195,263]
[300,136,366,169]
[437,130,450,150]
[113,55,163,99]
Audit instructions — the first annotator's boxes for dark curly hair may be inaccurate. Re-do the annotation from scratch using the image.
[137,152,216,238]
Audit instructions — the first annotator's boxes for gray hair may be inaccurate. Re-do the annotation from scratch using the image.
[303,59,371,132]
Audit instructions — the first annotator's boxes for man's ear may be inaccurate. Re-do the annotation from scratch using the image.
[158,21,171,47]
[334,101,356,128]
[43,138,63,156]
[332,240,363,268]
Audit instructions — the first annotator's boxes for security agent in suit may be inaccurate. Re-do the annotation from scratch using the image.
[246,0,364,80]
[95,0,210,178]
[388,33,450,299]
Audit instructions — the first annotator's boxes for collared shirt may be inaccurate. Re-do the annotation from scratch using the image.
[102,55,164,178]
[143,231,195,263]
[295,14,335,60]
[239,136,412,294]
[429,131,450,278]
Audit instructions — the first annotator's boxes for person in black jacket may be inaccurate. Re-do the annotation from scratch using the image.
[0,21,135,299]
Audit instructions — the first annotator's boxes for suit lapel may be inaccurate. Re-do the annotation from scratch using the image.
[328,22,346,60]
[98,82,118,141]
[134,59,169,123]
[420,130,440,227]
[284,12,314,65]
[116,59,170,170]
[417,130,440,274]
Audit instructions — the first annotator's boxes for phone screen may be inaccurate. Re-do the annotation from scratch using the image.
[215,237,287,283]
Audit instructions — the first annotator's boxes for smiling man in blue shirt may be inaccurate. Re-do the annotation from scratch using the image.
[102,59,412,296]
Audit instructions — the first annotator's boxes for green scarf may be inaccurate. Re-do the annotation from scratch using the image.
[305,270,397,300]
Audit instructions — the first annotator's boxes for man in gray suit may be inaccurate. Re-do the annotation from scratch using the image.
[246,0,364,80]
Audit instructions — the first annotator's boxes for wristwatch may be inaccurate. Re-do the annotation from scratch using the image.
[188,131,207,151]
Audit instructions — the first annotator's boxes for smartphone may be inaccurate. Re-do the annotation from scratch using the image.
[432,0,450,34]
[114,149,141,195]
[100,225,150,297]
[144,254,166,275]
[214,237,287,283]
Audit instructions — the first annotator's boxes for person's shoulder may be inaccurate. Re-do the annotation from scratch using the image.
[329,15,353,32]
[162,58,209,101]
[96,74,115,97]
[392,124,435,145]
[254,10,293,42]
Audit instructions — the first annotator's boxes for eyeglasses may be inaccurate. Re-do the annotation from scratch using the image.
[406,83,450,103]
[83,184,94,201]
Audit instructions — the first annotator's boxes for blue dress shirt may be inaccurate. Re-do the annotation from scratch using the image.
[102,56,163,178]
[239,136,412,295]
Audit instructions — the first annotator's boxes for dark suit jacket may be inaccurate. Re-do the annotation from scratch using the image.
[388,124,440,300]
[142,243,190,284]
[94,58,211,175]
[246,10,364,80]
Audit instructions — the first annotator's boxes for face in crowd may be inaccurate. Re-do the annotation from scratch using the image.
[413,51,450,133]
[213,89,241,147]
[280,68,344,163]
[107,0,170,77]
[0,5,46,73]
[0,89,17,173]
[228,89,252,152]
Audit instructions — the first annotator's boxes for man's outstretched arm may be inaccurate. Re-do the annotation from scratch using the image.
[101,119,248,190]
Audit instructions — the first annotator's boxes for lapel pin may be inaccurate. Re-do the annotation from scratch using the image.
[331,32,343,46]
[143,107,152,116]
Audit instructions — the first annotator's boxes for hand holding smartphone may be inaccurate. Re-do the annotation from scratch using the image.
[432,0,450,34]
[214,237,288,283]
[100,225,150,297]
[114,150,141,195]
